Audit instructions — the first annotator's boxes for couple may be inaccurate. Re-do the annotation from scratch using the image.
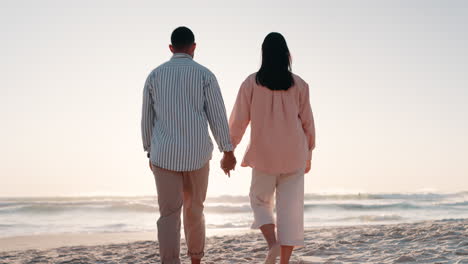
[141,26,315,264]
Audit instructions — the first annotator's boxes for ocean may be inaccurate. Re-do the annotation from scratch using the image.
[1,192,467,238]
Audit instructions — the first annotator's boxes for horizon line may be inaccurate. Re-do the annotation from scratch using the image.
[1,190,467,199]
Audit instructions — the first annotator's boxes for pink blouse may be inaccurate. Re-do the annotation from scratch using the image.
[229,73,316,174]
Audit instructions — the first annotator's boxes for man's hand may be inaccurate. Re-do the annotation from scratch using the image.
[305,160,311,173]
[221,151,236,177]
[149,160,153,171]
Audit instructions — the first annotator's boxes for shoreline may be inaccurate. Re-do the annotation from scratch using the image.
[1,219,467,263]
[0,220,426,252]
[0,228,256,252]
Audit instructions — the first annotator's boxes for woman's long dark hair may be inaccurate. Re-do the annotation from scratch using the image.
[256,32,294,91]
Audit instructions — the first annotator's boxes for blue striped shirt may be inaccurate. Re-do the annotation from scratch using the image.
[141,53,234,171]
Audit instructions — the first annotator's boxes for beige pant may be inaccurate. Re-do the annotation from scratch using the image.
[250,168,305,246]
[151,162,209,264]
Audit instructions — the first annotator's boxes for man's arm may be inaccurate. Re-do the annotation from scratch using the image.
[204,74,234,153]
[204,74,236,175]
[141,74,155,158]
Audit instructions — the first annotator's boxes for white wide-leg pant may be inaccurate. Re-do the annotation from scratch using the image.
[249,168,305,246]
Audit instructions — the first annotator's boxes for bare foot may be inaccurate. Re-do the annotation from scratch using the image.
[264,243,281,264]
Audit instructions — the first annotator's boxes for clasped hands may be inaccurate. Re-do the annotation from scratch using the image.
[220,151,236,177]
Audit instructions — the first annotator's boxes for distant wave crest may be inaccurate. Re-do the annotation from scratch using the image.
[0,191,467,215]
[304,202,421,211]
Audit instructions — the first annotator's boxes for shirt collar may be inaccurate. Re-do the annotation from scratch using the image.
[171,53,193,60]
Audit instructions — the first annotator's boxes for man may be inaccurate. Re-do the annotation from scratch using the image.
[141,26,236,264]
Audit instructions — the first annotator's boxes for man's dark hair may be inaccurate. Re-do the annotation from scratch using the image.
[171,27,195,49]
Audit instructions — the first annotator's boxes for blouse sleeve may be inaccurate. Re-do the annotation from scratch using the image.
[229,78,252,149]
[299,82,316,160]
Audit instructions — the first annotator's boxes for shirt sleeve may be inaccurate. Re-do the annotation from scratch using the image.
[299,83,316,160]
[229,78,252,149]
[204,74,234,152]
[141,73,155,154]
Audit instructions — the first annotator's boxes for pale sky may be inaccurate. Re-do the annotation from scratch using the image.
[1,0,467,197]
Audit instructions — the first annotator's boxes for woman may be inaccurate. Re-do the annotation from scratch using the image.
[228,32,315,264]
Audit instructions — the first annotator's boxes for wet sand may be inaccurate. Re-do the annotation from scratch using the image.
[1,220,467,263]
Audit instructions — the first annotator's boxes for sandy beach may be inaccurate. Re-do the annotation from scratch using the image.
[1,219,467,264]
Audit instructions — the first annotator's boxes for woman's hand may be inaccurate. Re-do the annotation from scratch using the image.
[305,160,311,173]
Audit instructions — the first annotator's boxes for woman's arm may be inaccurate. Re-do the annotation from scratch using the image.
[299,83,316,161]
[229,78,252,148]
